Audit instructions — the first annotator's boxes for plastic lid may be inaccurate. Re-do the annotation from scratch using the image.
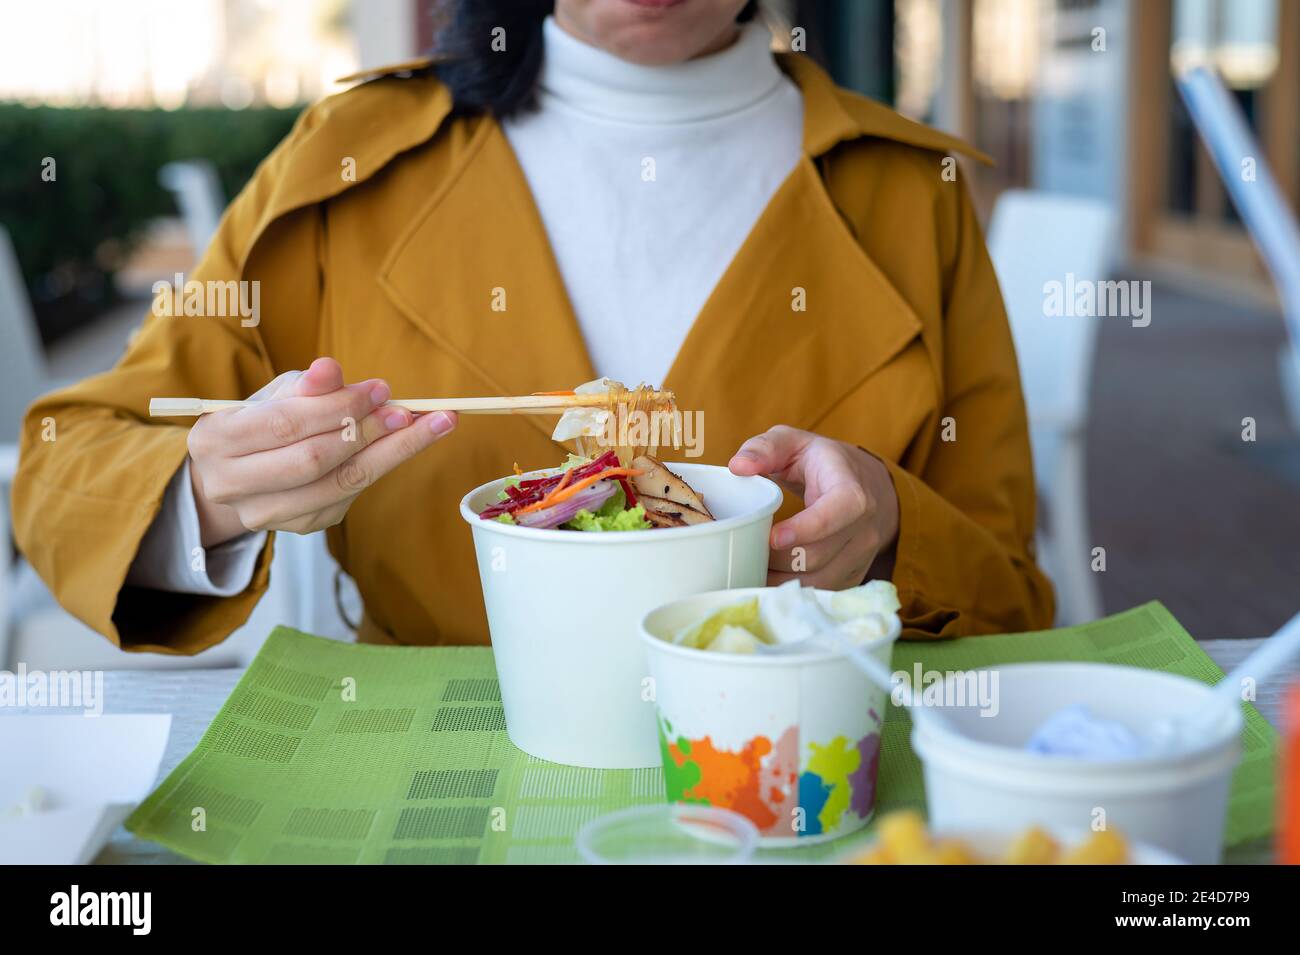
[576,804,759,865]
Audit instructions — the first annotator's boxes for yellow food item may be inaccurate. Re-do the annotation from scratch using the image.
[853,845,893,865]
[876,810,930,862]
[1060,829,1129,865]
[677,599,766,650]
[919,839,980,865]
[1003,826,1060,865]
[851,812,1130,865]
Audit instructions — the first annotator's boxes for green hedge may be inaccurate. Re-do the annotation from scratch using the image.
[0,103,299,340]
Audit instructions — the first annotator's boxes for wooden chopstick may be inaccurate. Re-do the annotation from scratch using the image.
[149,392,674,418]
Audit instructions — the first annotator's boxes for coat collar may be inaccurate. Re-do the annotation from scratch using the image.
[775,53,991,163]
[242,50,987,273]
[323,50,989,166]
[243,52,984,446]
[236,65,452,274]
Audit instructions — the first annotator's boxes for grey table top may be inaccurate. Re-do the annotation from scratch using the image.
[4,639,1293,865]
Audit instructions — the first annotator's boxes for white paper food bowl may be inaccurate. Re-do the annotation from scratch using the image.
[910,663,1243,865]
[640,587,901,847]
[460,463,782,768]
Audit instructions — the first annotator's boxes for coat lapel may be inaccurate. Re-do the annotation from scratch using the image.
[662,156,923,456]
[239,70,453,275]
[378,118,596,444]
[367,51,983,451]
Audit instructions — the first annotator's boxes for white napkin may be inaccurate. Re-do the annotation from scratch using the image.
[0,714,172,864]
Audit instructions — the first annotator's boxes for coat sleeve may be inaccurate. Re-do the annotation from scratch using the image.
[883,179,1055,638]
[11,110,323,655]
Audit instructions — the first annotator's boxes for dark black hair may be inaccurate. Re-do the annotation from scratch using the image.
[429,0,760,117]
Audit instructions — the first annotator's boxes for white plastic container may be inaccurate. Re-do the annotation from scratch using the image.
[640,587,901,847]
[460,464,782,769]
[911,663,1243,865]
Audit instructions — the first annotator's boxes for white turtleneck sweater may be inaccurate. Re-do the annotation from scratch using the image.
[504,17,803,385]
[129,16,804,597]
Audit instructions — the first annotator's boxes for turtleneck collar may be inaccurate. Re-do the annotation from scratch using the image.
[537,15,783,124]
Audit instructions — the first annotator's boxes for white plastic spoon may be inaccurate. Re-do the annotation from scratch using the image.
[755,582,942,727]
[1029,610,1300,757]
[1146,609,1300,751]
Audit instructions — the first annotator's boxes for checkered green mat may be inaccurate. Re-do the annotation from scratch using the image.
[125,602,1278,863]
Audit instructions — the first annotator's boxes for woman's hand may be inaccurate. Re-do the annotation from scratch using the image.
[728,425,899,590]
[187,357,456,547]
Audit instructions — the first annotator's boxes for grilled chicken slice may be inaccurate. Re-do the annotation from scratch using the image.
[630,455,714,520]
[643,508,686,529]
[638,495,713,526]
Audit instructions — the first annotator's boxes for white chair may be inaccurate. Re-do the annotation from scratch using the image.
[1176,67,1300,436]
[0,224,62,667]
[0,226,54,444]
[1,212,347,671]
[158,161,226,255]
[987,190,1117,626]
[0,228,258,669]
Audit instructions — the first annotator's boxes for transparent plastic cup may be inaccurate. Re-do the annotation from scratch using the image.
[576,804,759,865]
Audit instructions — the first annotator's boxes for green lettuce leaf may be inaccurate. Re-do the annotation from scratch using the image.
[677,599,770,649]
[563,485,651,532]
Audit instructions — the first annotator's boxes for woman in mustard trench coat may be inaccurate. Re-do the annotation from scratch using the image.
[12,0,1053,654]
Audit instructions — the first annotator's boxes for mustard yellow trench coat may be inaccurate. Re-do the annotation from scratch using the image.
[13,52,1053,654]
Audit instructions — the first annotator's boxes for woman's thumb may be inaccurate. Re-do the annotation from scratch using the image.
[727,425,811,478]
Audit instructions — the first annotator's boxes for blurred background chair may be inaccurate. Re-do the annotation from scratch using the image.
[0,172,351,673]
[1176,67,1300,437]
[0,223,63,669]
[0,225,54,445]
[987,190,1117,627]
[158,161,226,255]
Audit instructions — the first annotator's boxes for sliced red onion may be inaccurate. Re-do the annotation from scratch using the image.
[479,451,622,521]
[513,480,617,529]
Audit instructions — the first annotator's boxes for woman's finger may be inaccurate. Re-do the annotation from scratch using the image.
[766,569,800,587]
[289,357,346,398]
[237,411,457,527]
[770,476,868,550]
[212,381,388,455]
[768,529,851,574]
[727,425,813,482]
[202,406,410,502]
[331,410,456,494]
[769,535,874,591]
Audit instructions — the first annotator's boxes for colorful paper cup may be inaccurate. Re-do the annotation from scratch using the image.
[460,464,782,769]
[640,587,901,846]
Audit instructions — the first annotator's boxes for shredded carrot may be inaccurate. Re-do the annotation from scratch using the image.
[531,389,577,396]
[512,462,523,477]
[513,467,576,516]
[550,467,574,496]
[515,467,645,516]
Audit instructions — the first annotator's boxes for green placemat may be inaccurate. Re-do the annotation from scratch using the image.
[126,601,1278,864]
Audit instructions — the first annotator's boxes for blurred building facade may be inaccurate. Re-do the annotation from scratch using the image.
[3,0,1294,299]
[787,0,1296,305]
[868,0,1295,304]
[0,0,359,107]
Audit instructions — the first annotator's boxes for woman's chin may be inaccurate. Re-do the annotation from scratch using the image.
[605,38,700,66]
[620,0,689,9]
[601,21,741,65]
